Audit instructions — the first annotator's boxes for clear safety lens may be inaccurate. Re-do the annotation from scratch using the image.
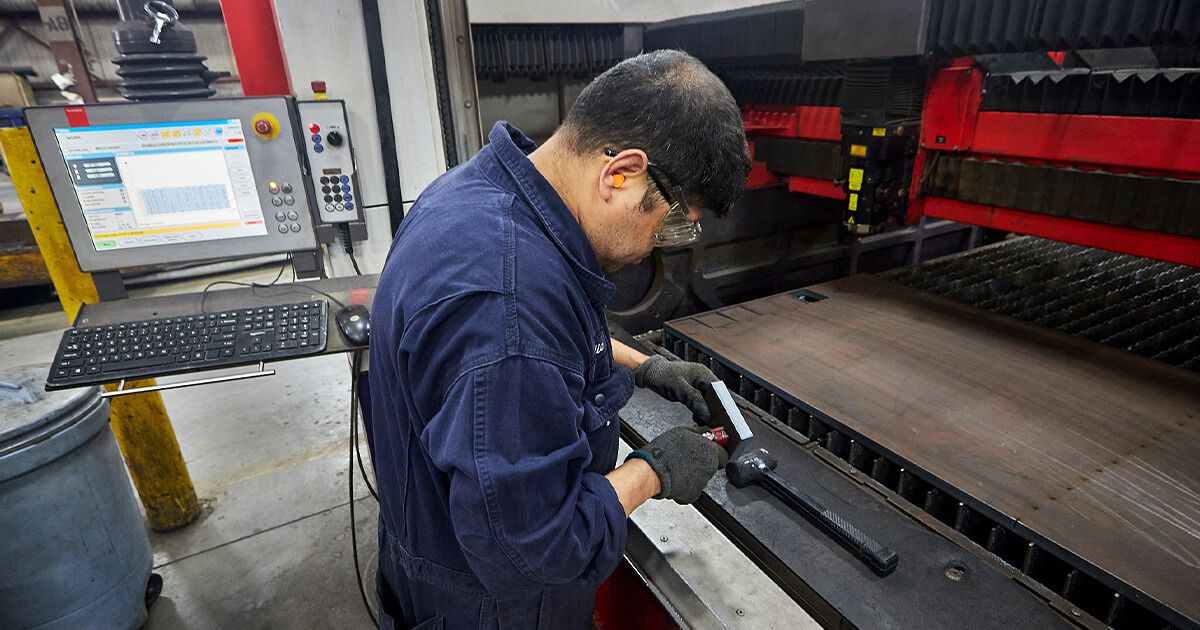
[654,201,701,246]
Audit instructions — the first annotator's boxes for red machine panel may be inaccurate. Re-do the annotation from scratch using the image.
[743,105,842,142]
[912,61,1200,266]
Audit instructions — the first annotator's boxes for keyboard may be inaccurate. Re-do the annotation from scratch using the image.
[46,300,328,390]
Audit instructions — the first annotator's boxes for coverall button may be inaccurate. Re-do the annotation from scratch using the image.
[593,393,605,406]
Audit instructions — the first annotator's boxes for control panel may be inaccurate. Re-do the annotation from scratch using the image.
[296,100,365,243]
[26,97,319,272]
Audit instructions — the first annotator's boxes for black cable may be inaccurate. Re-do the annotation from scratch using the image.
[356,428,379,501]
[360,0,408,234]
[199,255,296,312]
[362,201,416,208]
[199,277,348,313]
[348,350,380,628]
[345,353,380,502]
[338,223,364,277]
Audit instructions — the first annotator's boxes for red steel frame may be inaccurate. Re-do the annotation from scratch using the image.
[219,0,292,96]
[910,58,1200,267]
[743,105,842,142]
[744,105,843,195]
[787,175,844,199]
[926,198,1200,266]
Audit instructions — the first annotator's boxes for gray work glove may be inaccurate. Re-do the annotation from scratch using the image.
[629,426,730,504]
[634,355,718,423]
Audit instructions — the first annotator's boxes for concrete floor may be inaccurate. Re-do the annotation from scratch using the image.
[3,263,818,630]
[2,265,382,629]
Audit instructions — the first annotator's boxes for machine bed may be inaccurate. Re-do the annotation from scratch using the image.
[661,271,1200,629]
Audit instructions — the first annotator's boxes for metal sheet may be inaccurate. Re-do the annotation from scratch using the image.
[665,274,1200,628]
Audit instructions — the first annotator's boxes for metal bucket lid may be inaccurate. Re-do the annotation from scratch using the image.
[0,363,99,446]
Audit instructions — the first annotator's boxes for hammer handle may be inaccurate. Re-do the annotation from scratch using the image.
[761,469,899,576]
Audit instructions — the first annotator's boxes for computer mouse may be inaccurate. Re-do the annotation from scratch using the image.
[335,304,371,346]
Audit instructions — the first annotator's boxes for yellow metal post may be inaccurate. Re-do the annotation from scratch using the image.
[1,126,200,531]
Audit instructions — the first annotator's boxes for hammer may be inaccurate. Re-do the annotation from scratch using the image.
[728,447,899,577]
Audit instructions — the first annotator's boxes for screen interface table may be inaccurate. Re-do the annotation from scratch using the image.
[53,119,268,252]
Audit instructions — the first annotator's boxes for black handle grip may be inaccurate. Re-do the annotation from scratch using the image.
[814,507,899,576]
[761,469,899,576]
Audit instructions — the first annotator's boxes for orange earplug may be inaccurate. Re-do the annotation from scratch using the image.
[612,174,626,188]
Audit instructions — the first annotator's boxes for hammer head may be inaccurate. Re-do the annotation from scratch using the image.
[726,447,779,487]
[701,380,753,453]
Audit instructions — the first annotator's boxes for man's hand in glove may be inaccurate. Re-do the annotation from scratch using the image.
[627,426,729,504]
[634,355,718,422]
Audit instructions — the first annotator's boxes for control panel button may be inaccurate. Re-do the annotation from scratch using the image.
[343,193,352,202]
[278,224,289,234]
[335,203,344,211]
[268,181,280,194]
[251,112,281,139]
[311,134,322,143]
[321,185,331,194]
[323,194,333,203]
[320,176,329,185]
[340,175,350,184]
[283,195,295,206]
[345,202,355,210]
[333,194,343,202]
[287,210,299,221]
[271,197,283,207]
[289,223,301,233]
[325,204,334,211]
[281,183,293,194]
[309,123,320,134]
[326,131,343,147]
[313,144,324,153]
[275,211,287,221]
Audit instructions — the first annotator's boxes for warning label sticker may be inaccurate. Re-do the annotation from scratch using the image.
[849,168,864,192]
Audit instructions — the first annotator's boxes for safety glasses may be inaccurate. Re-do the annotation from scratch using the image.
[604,148,702,246]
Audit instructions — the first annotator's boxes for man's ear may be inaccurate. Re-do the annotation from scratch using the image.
[600,148,650,202]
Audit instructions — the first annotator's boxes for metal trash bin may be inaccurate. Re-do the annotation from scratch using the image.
[0,363,159,629]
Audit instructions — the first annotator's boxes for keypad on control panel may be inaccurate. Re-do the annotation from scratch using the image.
[319,175,354,213]
[267,181,302,233]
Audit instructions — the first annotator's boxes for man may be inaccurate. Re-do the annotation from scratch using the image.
[369,50,750,629]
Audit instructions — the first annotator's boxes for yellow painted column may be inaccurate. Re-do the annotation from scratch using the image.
[1,127,200,531]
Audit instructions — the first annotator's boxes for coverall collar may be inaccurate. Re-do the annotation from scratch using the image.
[486,121,616,309]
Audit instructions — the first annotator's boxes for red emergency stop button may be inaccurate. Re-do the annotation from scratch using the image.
[250,112,281,139]
[309,123,320,134]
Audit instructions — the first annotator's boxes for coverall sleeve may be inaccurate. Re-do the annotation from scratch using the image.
[420,354,628,599]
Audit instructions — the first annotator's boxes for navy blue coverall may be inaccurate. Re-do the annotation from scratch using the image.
[368,122,635,629]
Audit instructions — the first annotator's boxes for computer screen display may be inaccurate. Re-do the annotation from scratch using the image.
[53,119,268,253]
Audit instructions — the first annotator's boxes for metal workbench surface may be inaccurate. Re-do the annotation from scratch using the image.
[619,387,1076,629]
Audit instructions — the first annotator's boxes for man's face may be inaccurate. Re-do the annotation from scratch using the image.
[581,150,703,271]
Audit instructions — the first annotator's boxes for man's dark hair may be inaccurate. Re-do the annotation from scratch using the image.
[561,50,750,217]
